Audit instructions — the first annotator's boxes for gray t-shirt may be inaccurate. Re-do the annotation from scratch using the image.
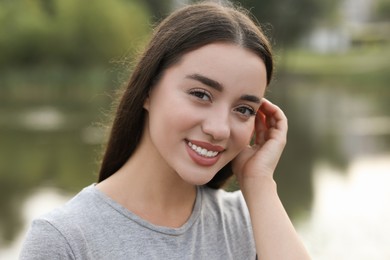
[20,184,256,259]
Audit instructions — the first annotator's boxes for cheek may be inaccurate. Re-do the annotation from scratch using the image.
[148,95,200,140]
[232,122,255,150]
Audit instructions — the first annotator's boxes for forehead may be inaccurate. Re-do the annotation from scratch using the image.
[167,42,268,96]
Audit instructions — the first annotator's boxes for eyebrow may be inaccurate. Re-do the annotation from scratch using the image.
[240,94,261,104]
[186,73,223,91]
[186,73,261,104]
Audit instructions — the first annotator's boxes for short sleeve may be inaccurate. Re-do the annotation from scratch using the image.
[20,219,75,260]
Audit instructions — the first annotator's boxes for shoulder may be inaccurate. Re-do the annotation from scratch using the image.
[20,185,100,259]
[20,218,75,259]
[41,184,99,226]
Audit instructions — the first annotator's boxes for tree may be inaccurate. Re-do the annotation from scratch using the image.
[139,0,173,21]
[373,0,390,21]
[0,0,151,67]
[234,0,338,48]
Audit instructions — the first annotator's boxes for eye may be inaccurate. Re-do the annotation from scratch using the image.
[188,88,212,102]
[234,105,256,117]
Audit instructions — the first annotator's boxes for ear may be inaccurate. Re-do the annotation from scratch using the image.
[143,95,150,111]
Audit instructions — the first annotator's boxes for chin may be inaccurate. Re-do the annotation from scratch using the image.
[179,172,216,186]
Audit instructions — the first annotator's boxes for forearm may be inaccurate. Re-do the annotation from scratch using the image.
[242,175,311,260]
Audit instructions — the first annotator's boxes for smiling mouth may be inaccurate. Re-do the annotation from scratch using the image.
[187,141,219,158]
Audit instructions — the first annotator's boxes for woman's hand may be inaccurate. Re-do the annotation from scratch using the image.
[232,98,288,187]
[233,99,311,259]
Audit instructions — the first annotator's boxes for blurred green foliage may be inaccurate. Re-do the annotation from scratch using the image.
[374,0,390,21]
[234,0,338,47]
[0,0,151,68]
[142,0,172,20]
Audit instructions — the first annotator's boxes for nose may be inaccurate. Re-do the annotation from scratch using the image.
[201,108,231,141]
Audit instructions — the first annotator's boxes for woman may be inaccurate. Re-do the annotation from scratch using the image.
[20,2,310,259]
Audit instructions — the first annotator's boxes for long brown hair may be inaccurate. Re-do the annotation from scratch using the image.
[98,1,273,189]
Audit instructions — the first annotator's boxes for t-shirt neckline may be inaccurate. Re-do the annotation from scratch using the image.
[89,184,203,236]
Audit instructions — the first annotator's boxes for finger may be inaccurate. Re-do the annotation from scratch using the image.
[259,99,288,132]
[254,109,267,146]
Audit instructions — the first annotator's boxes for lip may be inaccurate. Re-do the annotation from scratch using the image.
[185,139,225,167]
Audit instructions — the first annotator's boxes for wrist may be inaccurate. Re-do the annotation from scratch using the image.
[240,174,278,202]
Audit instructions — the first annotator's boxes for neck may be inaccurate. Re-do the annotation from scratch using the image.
[96,130,197,228]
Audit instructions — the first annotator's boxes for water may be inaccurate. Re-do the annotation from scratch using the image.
[301,156,390,259]
[0,105,103,252]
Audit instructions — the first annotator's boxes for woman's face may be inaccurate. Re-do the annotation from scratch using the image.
[144,42,268,185]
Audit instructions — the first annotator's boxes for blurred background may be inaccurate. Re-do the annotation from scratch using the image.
[0,0,389,259]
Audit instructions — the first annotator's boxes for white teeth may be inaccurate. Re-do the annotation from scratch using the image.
[187,141,219,158]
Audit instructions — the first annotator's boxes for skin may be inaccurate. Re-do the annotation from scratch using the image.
[97,43,310,259]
